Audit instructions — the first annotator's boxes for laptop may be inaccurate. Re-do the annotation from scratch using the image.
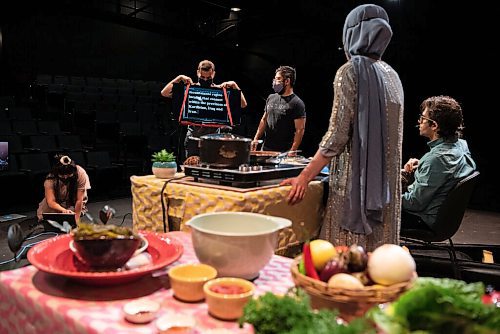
[42,213,77,228]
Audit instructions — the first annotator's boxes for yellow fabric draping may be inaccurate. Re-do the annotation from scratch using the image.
[130,175,324,256]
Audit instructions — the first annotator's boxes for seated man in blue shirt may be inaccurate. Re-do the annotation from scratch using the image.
[401,95,476,231]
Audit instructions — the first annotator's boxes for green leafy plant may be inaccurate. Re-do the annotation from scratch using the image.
[239,288,373,334]
[151,149,176,163]
[367,277,500,334]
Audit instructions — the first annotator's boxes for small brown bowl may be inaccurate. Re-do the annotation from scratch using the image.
[72,237,140,268]
[203,277,255,320]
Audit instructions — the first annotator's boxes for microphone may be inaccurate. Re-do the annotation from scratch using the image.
[415,125,420,128]
[99,205,116,224]
[7,222,46,257]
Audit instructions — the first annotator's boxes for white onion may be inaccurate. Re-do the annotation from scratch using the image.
[327,273,364,290]
[367,244,416,285]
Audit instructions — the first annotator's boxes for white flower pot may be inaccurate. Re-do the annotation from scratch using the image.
[152,162,177,179]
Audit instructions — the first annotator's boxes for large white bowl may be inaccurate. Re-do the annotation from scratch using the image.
[186,212,292,280]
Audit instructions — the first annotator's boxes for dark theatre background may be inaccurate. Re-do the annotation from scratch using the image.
[0,0,496,213]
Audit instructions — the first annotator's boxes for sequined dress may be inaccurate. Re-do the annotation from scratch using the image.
[319,61,404,251]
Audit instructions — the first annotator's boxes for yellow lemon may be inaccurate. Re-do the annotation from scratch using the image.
[309,239,337,271]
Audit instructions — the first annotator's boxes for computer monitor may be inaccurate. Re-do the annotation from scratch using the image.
[172,83,242,127]
[0,141,8,172]
[42,213,77,228]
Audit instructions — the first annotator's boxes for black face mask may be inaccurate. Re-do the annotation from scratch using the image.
[272,81,284,94]
[198,77,213,88]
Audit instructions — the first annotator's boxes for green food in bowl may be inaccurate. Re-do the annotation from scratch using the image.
[72,222,137,240]
[71,223,140,268]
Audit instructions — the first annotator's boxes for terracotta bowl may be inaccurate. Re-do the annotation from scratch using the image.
[203,277,255,320]
[168,263,218,302]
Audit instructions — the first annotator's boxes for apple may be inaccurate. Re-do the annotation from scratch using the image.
[309,239,337,271]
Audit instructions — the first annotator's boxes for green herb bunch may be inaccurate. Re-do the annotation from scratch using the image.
[239,288,373,334]
[151,149,176,163]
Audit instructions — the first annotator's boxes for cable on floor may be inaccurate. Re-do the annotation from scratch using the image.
[0,232,58,265]
[119,212,132,226]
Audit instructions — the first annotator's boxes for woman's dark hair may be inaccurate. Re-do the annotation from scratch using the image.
[47,154,78,206]
[420,95,464,140]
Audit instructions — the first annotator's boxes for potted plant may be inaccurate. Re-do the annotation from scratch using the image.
[151,149,177,178]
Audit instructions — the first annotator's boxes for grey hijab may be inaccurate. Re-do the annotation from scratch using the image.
[341,4,393,235]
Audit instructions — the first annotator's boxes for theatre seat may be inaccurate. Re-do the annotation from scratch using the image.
[85,151,123,197]
[400,171,480,278]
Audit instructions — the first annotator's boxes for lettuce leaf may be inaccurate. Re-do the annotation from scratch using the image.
[368,277,500,334]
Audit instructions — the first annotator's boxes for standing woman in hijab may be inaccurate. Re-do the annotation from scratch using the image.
[36,154,91,224]
[281,4,404,251]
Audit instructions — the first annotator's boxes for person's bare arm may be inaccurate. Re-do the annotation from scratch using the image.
[219,81,247,108]
[280,150,331,205]
[251,112,268,150]
[74,189,85,222]
[240,90,248,108]
[45,182,73,213]
[290,117,306,152]
[160,75,193,98]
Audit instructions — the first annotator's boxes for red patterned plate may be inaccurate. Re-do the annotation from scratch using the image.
[27,231,183,285]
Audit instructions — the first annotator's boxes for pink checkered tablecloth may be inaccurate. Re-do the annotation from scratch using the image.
[0,231,294,333]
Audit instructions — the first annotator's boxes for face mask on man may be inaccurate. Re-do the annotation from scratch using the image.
[272,80,284,94]
[198,77,213,88]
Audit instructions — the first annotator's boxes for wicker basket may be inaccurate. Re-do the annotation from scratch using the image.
[290,256,417,321]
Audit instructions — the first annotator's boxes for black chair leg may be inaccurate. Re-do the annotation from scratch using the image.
[447,238,461,279]
[400,237,462,279]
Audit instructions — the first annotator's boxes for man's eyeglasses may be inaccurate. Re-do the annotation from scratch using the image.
[418,114,436,124]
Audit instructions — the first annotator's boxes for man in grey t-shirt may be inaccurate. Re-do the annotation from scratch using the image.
[251,66,306,153]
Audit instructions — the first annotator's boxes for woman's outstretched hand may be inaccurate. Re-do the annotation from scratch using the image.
[280,175,309,205]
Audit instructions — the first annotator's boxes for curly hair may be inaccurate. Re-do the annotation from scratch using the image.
[276,66,296,87]
[420,95,464,140]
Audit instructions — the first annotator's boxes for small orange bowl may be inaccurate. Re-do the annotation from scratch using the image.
[168,263,217,302]
[203,277,255,320]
